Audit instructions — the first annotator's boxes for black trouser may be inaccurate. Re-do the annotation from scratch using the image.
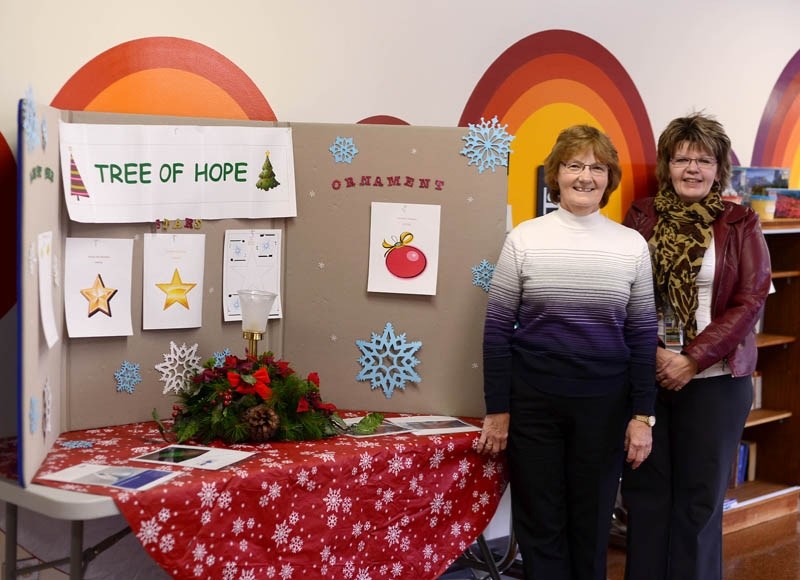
[622,374,752,580]
[508,383,628,580]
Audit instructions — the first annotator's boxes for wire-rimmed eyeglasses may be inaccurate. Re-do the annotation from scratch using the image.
[670,156,717,169]
[560,161,608,176]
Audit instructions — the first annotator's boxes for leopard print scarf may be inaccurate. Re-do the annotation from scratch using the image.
[652,188,724,342]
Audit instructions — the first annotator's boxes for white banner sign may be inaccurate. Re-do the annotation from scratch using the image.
[59,122,296,223]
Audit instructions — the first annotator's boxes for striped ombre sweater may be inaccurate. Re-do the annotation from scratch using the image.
[483,208,657,415]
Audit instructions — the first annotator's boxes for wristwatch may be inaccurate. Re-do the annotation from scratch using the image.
[632,414,656,427]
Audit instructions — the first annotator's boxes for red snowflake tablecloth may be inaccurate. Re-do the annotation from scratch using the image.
[31,417,507,579]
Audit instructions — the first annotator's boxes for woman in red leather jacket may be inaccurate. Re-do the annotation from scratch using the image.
[621,113,772,580]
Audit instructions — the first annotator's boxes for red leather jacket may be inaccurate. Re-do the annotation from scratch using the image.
[623,197,772,377]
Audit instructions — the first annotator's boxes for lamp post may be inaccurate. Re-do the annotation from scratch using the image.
[238,289,277,358]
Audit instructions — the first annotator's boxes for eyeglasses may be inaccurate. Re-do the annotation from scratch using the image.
[670,156,717,169]
[560,161,608,176]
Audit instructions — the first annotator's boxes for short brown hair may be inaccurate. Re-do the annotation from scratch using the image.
[543,125,622,208]
[655,112,732,193]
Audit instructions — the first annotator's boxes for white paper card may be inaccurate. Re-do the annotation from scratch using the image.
[367,202,441,295]
[222,229,282,321]
[64,237,134,338]
[142,234,205,329]
[37,231,59,347]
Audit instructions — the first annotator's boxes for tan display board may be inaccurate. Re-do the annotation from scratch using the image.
[284,122,507,416]
[15,106,507,485]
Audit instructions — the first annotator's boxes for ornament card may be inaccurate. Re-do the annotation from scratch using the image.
[367,202,441,295]
[142,233,205,329]
[63,237,134,338]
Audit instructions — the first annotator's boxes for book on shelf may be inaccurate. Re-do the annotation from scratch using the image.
[752,371,762,410]
[728,441,750,488]
[744,440,757,482]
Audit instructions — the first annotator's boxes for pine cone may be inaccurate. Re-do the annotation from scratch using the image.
[242,404,280,442]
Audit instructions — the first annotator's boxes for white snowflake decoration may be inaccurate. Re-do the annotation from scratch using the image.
[471,259,495,292]
[114,360,142,394]
[155,341,202,395]
[329,136,359,164]
[355,322,422,399]
[460,115,515,174]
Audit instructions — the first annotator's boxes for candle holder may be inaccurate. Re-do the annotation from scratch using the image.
[237,289,277,358]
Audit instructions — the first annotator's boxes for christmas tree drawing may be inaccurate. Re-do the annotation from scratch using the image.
[69,152,89,201]
[256,151,280,192]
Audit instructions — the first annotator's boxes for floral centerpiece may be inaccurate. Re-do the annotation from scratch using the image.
[160,351,345,444]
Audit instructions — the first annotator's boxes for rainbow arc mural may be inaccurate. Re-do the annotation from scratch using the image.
[753,50,800,187]
[460,30,656,224]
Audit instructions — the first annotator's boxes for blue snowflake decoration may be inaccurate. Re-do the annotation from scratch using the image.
[21,87,41,153]
[460,116,515,174]
[355,322,422,399]
[213,348,232,368]
[29,396,41,434]
[471,259,496,292]
[329,136,359,164]
[114,360,142,394]
[60,440,94,449]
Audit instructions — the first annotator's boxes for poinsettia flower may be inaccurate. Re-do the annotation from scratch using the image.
[296,397,310,413]
[276,360,294,378]
[307,372,320,387]
[316,401,337,414]
[227,371,241,387]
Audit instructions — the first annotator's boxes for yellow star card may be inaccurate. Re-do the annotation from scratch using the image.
[64,238,134,338]
[155,269,196,310]
[143,234,205,329]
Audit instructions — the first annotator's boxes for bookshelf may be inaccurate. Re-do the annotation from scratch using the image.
[723,218,800,533]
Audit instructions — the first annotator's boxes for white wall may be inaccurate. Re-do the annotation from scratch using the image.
[1,0,798,165]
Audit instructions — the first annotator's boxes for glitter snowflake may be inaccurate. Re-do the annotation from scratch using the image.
[329,136,359,164]
[21,87,41,153]
[355,322,422,399]
[41,118,48,150]
[460,116,515,174]
[213,348,232,368]
[60,440,93,449]
[155,341,202,395]
[471,259,495,292]
[114,360,142,394]
[29,396,41,434]
[43,379,53,432]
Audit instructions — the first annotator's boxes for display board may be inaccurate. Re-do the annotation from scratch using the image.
[14,104,507,485]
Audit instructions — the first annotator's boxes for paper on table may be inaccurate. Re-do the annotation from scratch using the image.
[386,415,481,436]
[132,444,254,470]
[40,463,179,491]
[342,416,414,438]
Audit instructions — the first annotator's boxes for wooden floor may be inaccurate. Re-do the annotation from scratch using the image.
[606,512,800,580]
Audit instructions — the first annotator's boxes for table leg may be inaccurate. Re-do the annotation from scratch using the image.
[70,520,83,580]
[3,502,18,580]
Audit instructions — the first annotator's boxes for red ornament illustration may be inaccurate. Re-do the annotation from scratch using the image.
[383,231,427,278]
